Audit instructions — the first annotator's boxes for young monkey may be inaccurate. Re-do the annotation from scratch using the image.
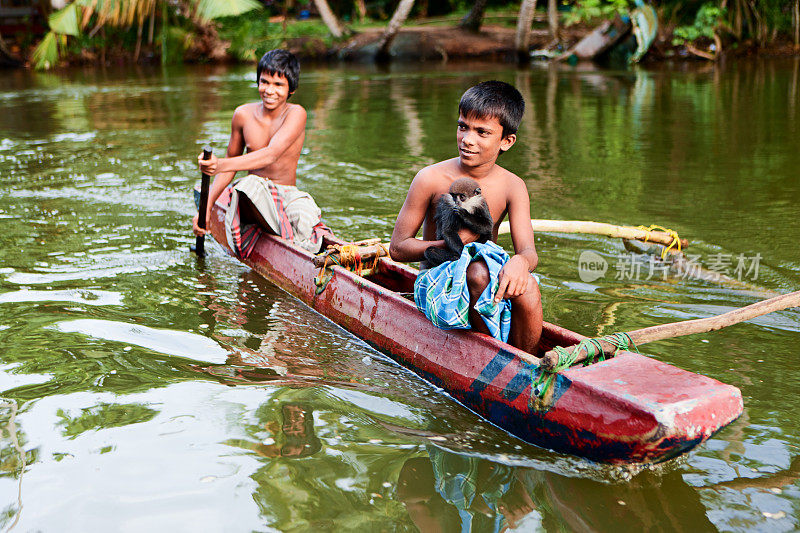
[424,177,493,267]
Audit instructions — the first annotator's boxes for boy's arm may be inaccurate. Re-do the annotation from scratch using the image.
[192,112,246,235]
[199,106,306,175]
[389,171,445,262]
[495,178,538,302]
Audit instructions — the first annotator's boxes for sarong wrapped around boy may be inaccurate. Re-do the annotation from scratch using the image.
[225,174,330,258]
[414,241,513,343]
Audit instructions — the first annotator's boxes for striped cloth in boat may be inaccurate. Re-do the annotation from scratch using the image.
[225,175,331,258]
[414,241,512,343]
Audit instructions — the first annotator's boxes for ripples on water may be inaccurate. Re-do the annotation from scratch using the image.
[0,60,797,530]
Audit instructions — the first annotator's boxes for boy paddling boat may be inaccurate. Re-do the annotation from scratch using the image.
[193,49,330,257]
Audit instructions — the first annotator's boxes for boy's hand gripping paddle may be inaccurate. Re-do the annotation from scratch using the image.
[191,147,213,256]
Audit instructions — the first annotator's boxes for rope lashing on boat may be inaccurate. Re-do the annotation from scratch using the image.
[315,253,335,293]
[371,243,389,271]
[338,244,363,275]
[635,224,682,259]
[531,332,639,399]
[314,241,390,293]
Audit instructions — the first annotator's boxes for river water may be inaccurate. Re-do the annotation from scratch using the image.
[0,58,798,531]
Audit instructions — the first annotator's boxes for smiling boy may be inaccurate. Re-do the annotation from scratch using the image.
[389,81,542,353]
[193,49,329,256]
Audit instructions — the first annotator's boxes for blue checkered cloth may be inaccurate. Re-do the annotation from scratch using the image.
[414,241,512,343]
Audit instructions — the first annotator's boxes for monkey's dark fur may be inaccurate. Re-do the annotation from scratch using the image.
[424,177,493,267]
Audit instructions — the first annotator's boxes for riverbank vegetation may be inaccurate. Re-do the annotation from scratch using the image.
[2,0,798,69]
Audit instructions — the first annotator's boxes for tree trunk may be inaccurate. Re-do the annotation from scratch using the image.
[794,0,799,48]
[376,0,415,60]
[313,0,345,39]
[417,0,427,18]
[354,0,367,22]
[161,0,168,65]
[134,17,144,62]
[459,0,488,32]
[548,0,558,38]
[282,0,293,31]
[101,26,107,66]
[515,0,538,62]
[733,0,742,39]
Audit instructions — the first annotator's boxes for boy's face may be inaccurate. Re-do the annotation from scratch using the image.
[456,113,516,167]
[258,71,293,110]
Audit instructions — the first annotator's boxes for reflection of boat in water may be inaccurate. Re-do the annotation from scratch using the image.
[398,446,719,532]
[398,437,800,532]
[200,188,742,464]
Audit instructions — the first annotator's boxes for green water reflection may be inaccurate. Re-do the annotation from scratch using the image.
[0,58,798,531]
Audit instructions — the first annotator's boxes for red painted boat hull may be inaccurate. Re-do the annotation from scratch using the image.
[205,190,743,464]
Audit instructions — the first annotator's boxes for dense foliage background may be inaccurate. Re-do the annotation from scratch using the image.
[1,0,798,68]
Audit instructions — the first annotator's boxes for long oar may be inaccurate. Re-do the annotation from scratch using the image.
[498,220,689,250]
[191,147,213,257]
[540,290,800,370]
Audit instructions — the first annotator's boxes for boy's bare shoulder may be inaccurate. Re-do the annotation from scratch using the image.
[497,165,529,195]
[231,102,258,124]
[413,158,459,186]
[286,101,307,117]
[402,159,458,206]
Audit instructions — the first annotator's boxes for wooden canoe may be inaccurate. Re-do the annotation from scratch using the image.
[202,189,743,464]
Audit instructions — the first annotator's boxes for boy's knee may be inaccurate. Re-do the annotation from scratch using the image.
[512,278,542,310]
[526,277,541,303]
[466,261,490,294]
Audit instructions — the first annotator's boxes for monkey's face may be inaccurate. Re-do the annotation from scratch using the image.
[451,186,480,202]
[449,179,486,214]
[456,189,486,215]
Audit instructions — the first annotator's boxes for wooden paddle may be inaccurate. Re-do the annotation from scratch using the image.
[498,220,689,250]
[540,290,800,370]
[191,146,213,257]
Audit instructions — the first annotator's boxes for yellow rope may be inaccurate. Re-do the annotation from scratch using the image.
[315,242,389,289]
[315,253,333,287]
[338,244,362,275]
[636,224,682,259]
[371,243,389,271]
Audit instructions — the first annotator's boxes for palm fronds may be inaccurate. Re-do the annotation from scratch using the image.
[33,0,261,69]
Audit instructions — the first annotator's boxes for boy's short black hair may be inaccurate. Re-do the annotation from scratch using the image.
[257,49,300,95]
[458,81,525,138]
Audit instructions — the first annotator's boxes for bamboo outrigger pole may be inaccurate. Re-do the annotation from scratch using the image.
[540,290,800,370]
[498,220,689,250]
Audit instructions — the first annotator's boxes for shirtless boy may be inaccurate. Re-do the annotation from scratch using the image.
[193,49,328,256]
[389,81,542,353]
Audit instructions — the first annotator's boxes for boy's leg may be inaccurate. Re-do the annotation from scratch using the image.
[466,260,542,354]
[509,278,542,354]
[283,191,321,239]
[283,189,325,253]
[466,260,493,336]
[238,194,275,234]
